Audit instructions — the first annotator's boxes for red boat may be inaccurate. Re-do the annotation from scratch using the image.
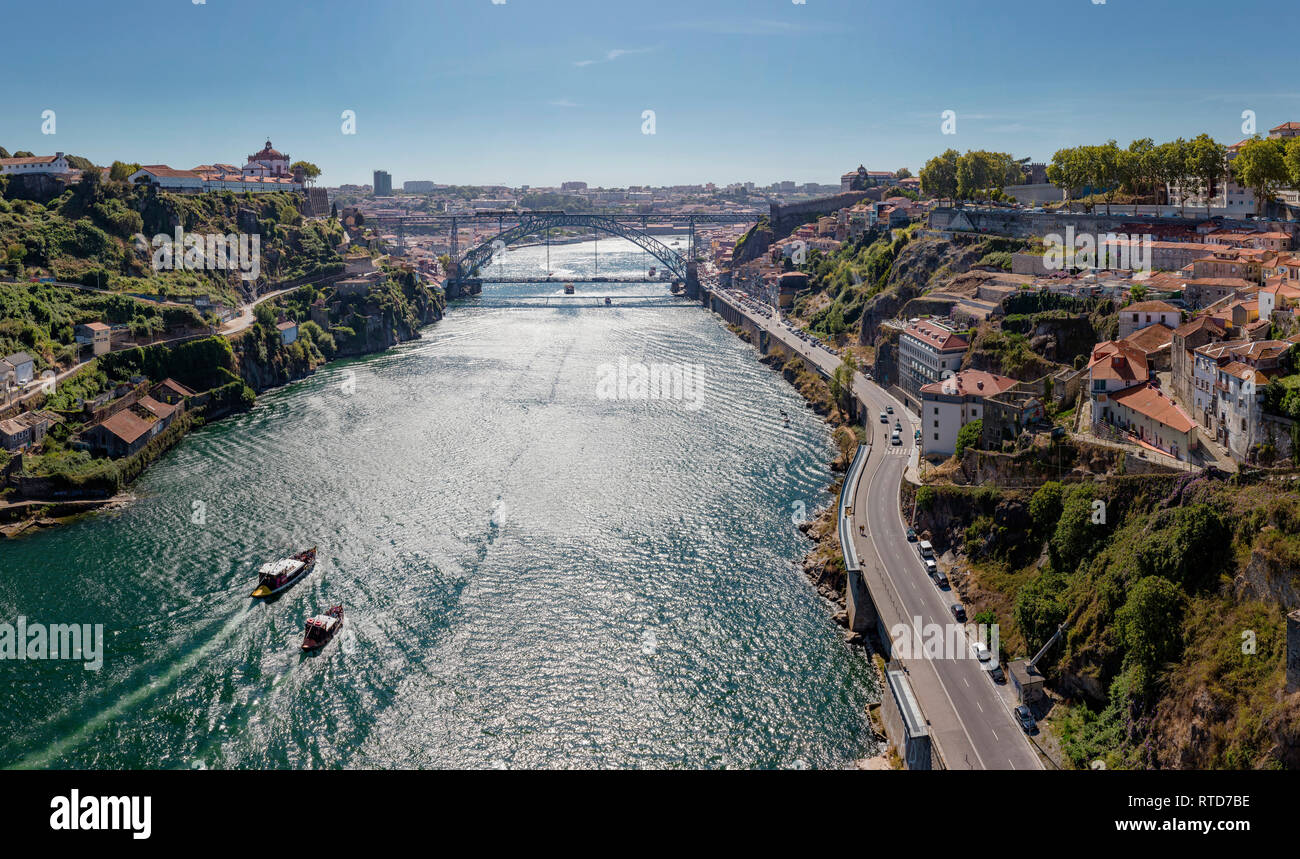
[301,604,344,651]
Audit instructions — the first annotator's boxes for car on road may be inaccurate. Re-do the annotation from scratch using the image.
[1014,705,1037,734]
[971,643,1006,682]
[886,405,894,414]
[891,431,901,445]
[917,539,934,559]
[880,411,888,423]
[906,527,917,542]
[928,563,947,587]
[949,604,966,622]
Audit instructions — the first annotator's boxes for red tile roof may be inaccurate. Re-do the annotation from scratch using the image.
[1123,300,1179,314]
[920,370,1019,398]
[0,154,62,166]
[1110,383,1195,433]
[1123,323,1174,354]
[1089,340,1149,384]
[98,410,154,445]
[904,320,968,352]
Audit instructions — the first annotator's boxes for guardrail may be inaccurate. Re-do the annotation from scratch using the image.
[837,443,868,574]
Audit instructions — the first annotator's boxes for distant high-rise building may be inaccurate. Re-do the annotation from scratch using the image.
[373,170,392,196]
[403,180,434,193]
[561,181,587,192]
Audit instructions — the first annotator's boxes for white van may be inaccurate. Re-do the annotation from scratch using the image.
[918,540,934,559]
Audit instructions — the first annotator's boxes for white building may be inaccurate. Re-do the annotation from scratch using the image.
[898,319,969,396]
[1191,339,1291,460]
[2,352,34,386]
[1117,300,1182,339]
[0,152,71,176]
[919,370,1019,457]
[128,165,205,192]
[242,140,292,178]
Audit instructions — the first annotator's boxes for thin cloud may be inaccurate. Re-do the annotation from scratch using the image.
[548,98,580,108]
[573,46,655,67]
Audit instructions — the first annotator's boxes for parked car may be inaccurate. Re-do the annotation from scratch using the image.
[971,641,991,662]
[949,604,966,622]
[1014,704,1037,734]
[917,540,934,559]
[906,527,917,542]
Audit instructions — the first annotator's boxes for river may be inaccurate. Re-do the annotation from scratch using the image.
[0,238,879,769]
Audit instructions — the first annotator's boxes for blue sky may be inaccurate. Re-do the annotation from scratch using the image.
[2,0,1298,187]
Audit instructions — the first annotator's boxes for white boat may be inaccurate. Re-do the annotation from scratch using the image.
[251,548,317,598]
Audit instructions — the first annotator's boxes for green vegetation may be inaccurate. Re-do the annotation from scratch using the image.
[0,281,206,375]
[919,148,1023,201]
[955,419,982,457]
[0,178,343,306]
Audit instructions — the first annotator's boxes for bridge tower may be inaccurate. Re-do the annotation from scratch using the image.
[684,261,701,301]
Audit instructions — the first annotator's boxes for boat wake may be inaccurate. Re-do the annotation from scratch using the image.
[9,605,256,769]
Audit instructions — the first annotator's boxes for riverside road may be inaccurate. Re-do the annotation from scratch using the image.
[710,287,1043,771]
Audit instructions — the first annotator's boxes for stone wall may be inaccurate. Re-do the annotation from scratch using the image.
[770,191,872,239]
[930,207,1299,241]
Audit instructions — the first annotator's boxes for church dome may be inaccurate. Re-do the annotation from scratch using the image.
[250,140,287,161]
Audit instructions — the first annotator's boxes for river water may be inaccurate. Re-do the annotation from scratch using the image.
[0,238,878,769]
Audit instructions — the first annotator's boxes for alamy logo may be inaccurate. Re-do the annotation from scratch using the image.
[0,616,103,670]
[890,617,1000,662]
[50,790,151,840]
[595,357,706,410]
[132,228,260,281]
[1044,226,1153,273]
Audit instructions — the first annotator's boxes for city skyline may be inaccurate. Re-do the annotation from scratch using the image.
[1,0,1298,188]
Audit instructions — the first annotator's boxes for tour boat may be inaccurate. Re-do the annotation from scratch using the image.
[251,548,317,598]
[564,282,575,294]
[604,296,612,306]
[301,604,344,651]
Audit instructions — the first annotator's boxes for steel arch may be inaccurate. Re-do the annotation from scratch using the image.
[459,214,688,280]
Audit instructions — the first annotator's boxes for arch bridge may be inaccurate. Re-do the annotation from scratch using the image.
[460,212,690,282]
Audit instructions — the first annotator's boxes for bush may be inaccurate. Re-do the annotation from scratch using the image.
[955,419,983,457]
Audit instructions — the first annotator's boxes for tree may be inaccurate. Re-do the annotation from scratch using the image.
[108,161,141,183]
[955,419,983,457]
[1014,573,1067,652]
[956,151,1021,200]
[1116,575,1185,675]
[1091,140,1126,213]
[1047,147,1087,207]
[1153,139,1187,207]
[829,352,856,412]
[1125,138,1157,199]
[1232,137,1290,216]
[1028,481,1064,536]
[1286,138,1300,188]
[1052,485,1103,573]
[291,161,322,185]
[253,301,277,330]
[920,149,959,202]
[895,167,913,179]
[1187,133,1227,216]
